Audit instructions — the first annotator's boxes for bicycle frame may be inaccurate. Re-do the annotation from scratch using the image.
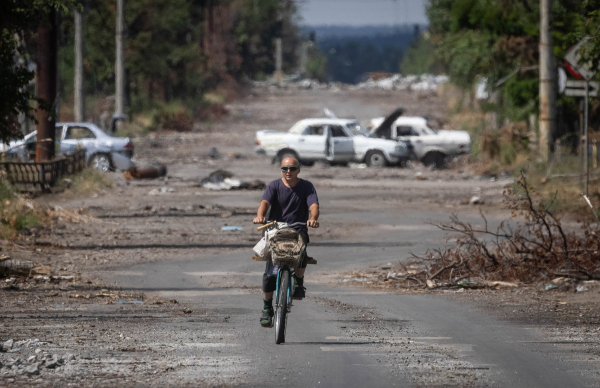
[275,265,294,313]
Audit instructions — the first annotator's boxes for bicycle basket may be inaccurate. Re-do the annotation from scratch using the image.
[269,227,305,268]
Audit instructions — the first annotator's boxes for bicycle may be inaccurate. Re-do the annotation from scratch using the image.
[257,221,313,344]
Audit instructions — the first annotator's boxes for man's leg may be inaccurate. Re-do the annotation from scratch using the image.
[293,231,309,300]
[261,262,276,327]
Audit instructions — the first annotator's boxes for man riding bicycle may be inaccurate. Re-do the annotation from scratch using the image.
[253,157,320,327]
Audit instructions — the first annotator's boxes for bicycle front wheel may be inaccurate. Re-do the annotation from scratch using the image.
[274,269,289,344]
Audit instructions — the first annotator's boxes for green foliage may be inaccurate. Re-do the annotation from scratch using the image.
[428,0,600,149]
[233,0,300,77]
[149,102,194,132]
[0,177,42,238]
[305,46,327,81]
[0,0,78,142]
[400,33,443,75]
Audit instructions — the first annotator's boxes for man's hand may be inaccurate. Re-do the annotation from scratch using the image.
[253,216,266,224]
[307,219,319,228]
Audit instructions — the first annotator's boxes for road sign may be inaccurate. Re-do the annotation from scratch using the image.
[564,37,597,81]
[564,80,599,97]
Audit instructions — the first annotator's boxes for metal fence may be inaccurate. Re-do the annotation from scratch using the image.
[0,149,86,191]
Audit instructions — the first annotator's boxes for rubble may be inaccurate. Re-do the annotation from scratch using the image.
[200,170,265,191]
[124,164,168,180]
[0,257,50,277]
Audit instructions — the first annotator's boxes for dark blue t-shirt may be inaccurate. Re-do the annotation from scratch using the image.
[262,179,319,231]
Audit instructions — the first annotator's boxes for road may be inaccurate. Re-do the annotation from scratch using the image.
[2,87,598,387]
[99,184,591,387]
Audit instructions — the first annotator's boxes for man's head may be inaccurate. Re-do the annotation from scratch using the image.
[280,157,300,181]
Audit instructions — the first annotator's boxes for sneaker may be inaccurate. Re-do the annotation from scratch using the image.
[260,308,273,327]
[292,285,306,300]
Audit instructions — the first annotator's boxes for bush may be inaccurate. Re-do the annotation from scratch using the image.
[150,103,194,132]
[0,177,44,239]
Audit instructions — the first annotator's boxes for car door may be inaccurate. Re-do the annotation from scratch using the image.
[60,125,98,157]
[295,124,327,160]
[328,125,354,162]
[396,125,425,157]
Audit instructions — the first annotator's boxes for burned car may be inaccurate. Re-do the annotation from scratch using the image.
[1,123,135,172]
[369,113,471,167]
[255,116,412,167]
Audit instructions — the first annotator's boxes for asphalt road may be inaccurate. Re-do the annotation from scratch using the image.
[102,189,592,388]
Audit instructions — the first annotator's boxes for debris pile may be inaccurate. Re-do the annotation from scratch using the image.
[340,176,600,291]
[0,256,50,278]
[124,164,168,180]
[200,170,265,191]
[251,73,449,92]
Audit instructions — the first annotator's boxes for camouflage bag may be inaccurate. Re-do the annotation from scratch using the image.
[269,227,306,268]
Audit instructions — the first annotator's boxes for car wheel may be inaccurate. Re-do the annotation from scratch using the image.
[422,151,446,169]
[366,151,387,168]
[90,154,112,172]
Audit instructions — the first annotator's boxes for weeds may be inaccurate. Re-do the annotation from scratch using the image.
[0,177,44,239]
[60,168,113,195]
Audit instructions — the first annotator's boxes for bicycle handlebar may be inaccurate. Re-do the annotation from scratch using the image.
[256,221,306,231]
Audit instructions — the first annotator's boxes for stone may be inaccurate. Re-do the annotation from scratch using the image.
[3,339,13,350]
[35,348,42,354]
[24,362,39,375]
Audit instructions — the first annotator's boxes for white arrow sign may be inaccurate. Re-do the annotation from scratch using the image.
[564,79,599,97]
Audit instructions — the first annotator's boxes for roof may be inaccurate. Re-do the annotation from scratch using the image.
[393,116,428,126]
[296,118,358,126]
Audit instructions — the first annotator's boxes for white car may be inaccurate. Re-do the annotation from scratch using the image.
[255,118,411,167]
[1,122,135,171]
[369,116,471,167]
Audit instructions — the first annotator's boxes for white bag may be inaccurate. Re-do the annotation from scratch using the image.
[252,223,287,260]
[252,237,269,259]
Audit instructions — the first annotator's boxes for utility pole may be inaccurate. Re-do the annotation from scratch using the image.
[539,0,555,162]
[36,8,57,162]
[274,0,283,81]
[74,9,85,122]
[115,0,125,118]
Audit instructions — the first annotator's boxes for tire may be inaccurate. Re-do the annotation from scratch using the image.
[365,150,387,168]
[422,151,446,169]
[274,269,289,344]
[89,153,112,172]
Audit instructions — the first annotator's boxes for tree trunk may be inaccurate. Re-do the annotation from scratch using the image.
[36,9,57,162]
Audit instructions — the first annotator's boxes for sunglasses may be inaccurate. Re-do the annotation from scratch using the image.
[281,166,299,172]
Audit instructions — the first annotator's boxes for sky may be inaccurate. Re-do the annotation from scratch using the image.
[297,0,429,26]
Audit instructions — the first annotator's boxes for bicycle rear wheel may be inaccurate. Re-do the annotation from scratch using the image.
[274,269,289,344]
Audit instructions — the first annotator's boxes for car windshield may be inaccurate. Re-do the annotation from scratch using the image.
[422,126,438,135]
[289,122,307,134]
[346,122,369,137]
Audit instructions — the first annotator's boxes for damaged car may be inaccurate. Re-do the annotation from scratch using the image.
[255,113,411,167]
[369,111,471,168]
[1,123,135,172]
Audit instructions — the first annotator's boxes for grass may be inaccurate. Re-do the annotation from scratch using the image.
[59,168,114,196]
[0,177,44,239]
[513,154,600,215]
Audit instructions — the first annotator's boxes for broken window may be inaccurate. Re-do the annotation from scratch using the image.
[330,125,347,137]
[397,125,418,137]
[308,125,325,136]
[65,127,96,140]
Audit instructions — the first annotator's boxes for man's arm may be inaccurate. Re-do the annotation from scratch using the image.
[307,203,319,228]
[253,200,271,224]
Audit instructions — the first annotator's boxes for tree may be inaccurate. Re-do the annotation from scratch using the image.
[0,0,78,142]
[427,0,600,126]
